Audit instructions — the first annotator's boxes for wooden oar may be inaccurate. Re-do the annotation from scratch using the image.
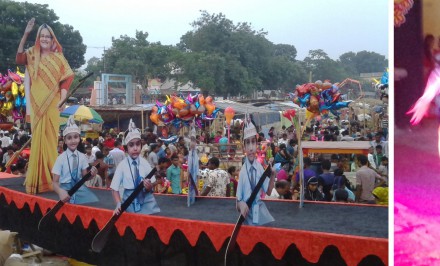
[224,165,272,266]
[5,137,31,169]
[91,167,157,253]
[38,163,100,231]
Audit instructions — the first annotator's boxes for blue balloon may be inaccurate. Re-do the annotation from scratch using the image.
[14,96,22,108]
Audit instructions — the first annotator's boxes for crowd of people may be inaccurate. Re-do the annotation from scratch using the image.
[255,122,388,205]
[0,113,389,208]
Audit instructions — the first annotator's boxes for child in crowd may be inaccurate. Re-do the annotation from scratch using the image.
[52,116,98,204]
[226,166,239,197]
[84,145,95,165]
[110,119,160,215]
[236,115,276,226]
[304,177,324,201]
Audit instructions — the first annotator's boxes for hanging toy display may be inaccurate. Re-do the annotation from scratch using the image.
[150,93,219,129]
[0,68,26,124]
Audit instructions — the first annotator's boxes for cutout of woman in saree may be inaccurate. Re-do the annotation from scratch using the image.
[16,18,74,194]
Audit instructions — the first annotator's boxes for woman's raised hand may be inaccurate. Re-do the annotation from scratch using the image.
[24,18,35,35]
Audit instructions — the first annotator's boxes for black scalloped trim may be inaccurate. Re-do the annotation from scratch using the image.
[0,194,385,266]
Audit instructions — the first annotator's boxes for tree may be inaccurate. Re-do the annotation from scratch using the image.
[303,49,349,82]
[339,50,388,74]
[338,51,357,76]
[0,0,86,72]
[177,11,293,96]
[103,31,179,86]
[272,43,297,62]
[263,56,307,91]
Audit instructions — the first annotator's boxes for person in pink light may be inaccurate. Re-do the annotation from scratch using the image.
[408,67,440,156]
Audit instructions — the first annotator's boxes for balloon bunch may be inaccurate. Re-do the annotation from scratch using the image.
[0,68,26,122]
[290,80,351,118]
[150,93,219,128]
[374,69,388,101]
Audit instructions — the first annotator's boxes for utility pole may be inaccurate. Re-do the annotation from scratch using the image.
[103,46,106,73]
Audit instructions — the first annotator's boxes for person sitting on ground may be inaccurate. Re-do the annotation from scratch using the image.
[372,186,388,206]
[294,157,316,189]
[331,170,355,203]
[318,159,335,201]
[266,180,292,200]
[304,177,324,201]
[334,189,349,203]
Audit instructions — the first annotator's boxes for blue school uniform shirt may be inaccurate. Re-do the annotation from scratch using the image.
[110,156,156,191]
[52,149,89,184]
[52,149,98,204]
[110,156,160,214]
[236,158,274,226]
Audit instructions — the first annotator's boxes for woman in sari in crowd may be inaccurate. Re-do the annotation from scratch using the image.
[16,18,74,194]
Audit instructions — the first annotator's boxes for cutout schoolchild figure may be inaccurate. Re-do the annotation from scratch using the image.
[110,119,160,215]
[236,115,276,225]
[52,116,98,204]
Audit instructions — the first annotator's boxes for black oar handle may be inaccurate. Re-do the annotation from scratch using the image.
[58,72,94,108]
[38,163,100,231]
[91,167,158,253]
[245,165,272,208]
[224,164,272,266]
[119,167,157,215]
[78,72,94,83]
[68,163,100,196]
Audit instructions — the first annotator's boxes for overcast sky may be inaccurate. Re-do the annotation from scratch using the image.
[16,0,389,65]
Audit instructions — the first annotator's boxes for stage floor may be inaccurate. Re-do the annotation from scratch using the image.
[395,118,440,264]
[0,176,388,239]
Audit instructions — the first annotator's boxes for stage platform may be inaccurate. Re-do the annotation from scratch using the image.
[0,175,388,266]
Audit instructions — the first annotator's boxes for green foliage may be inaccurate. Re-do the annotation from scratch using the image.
[339,50,388,76]
[0,0,85,72]
[103,31,179,85]
[84,10,387,96]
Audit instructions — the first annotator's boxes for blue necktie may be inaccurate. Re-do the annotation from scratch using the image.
[71,154,78,182]
[132,160,141,185]
[70,153,78,204]
[250,166,256,190]
[132,160,145,207]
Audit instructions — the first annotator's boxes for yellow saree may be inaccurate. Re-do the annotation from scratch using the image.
[24,46,73,194]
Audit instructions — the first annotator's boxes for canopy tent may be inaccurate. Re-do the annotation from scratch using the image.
[214,100,280,127]
[301,141,371,155]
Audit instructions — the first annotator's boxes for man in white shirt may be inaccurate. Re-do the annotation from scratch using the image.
[147,143,159,169]
[340,130,354,141]
[109,140,126,168]
[91,139,101,157]
[367,146,377,169]
[1,133,11,149]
